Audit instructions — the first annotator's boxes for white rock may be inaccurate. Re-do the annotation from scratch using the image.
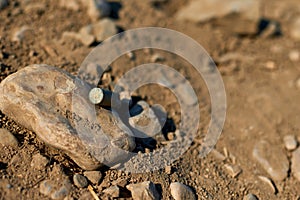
[170,182,196,200]
[291,148,300,182]
[224,164,242,178]
[243,193,259,200]
[126,181,160,200]
[253,140,289,181]
[12,26,31,42]
[283,135,298,151]
[0,128,18,146]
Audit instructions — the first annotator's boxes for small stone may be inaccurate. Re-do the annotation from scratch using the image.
[167,132,175,141]
[0,128,18,146]
[81,0,111,21]
[0,0,8,10]
[62,31,95,47]
[12,26,31,42]
[93,18,118,42]
[170,182,196,200]
[258,176,277,194]
[290,17,300,41]
[126,181,160,200]
[31,153,49,170]
[127,52,135,60]
[103,185,120,198]
[265,61,276,70]
[289,50,300,62]
[129,101,162,138]
[283,135,298,151]
[83,171,102,184]
[253,140,289,181]
[51,185,70,200]
[243,193,259,200]
[224,164,242,178]
[73,174,88,188]
[40,180,54,196]
[210,149,226,161]
[291,148,300,182]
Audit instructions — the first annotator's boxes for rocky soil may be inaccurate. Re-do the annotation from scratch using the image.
[1,0,300,199]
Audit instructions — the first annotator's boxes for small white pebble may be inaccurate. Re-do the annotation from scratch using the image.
[283,135,298,151]
[289,50,300,62]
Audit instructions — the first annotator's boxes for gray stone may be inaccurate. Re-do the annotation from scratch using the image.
[73,174,88,188]
[62,31,95,47]
[253,140,289,181]
[243,193,259,200]
[170,182,196,200]
[81,0,111,21]
[292,148,300,182]
[83,171,102,184]
[126,181,160,200]
[283,135,298,151]
[103,185,120,198]
[0,128,18,146]
[175,0,260,34]
[93,19,118,42]
[40,180,54,196]
[290,17,300,41]
[51,186,70,199]
[31,153,49,170]
[129,101,162,138]
[0,0,8,10]
[0,64,135,170]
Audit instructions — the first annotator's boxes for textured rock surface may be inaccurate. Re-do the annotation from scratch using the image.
[291,148,300,182]
[126,181,160,200]
[83,171,102,184]
[0,64,135,170]
[170,182,196,200]
[253,140,289,181]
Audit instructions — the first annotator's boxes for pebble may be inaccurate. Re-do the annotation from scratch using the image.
[252,140,289,181]
[126,181,160,200]
[165,166,172,174]
[103,185,120,198]
[0,65,135,170]
[51,185,70,199]
[224,164,242,178]
[93,18,118,42]
[258,176,277,194]
[62,31,95,47]
[0,128,18,147]
[73,174,88,188]
[40,180,54,196]
[291,148,300,182]
[289,50,300,62]
[30,153,49,170]
[0,0,8,10]
[290,17,300,41]
[265,61,276,70]
[170,182,196,200]
[283,135,298,151]
[81,0,111,22]
[12,26,31,42]
[210,149,226,161]
[83,171,102,184]
[243,193,259,200]
[150,54,165,62]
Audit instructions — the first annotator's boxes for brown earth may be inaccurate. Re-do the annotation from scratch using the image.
[1,0,300,199]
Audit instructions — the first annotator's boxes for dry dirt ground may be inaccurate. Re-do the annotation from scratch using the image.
[0,0,300,199]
